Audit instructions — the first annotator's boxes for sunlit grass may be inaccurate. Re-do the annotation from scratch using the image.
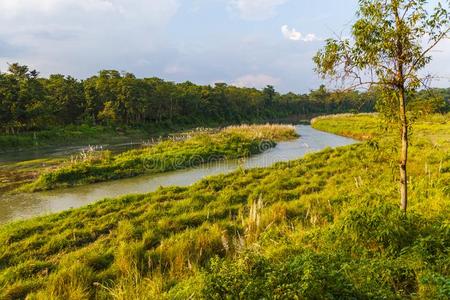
[0,114,448,299]
[222,124,298,141]
[311,113,382,140]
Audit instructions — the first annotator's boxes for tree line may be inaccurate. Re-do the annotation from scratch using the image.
[0,63,448,134]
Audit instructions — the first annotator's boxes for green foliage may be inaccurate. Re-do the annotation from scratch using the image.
[0,64,377,148]
[3,62,447,151]
[204,250,414,299]
[314,0,449,212]
[314,0,450,93]
[0,114,448,299]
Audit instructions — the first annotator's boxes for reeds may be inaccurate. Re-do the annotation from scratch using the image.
[223,124,298,141]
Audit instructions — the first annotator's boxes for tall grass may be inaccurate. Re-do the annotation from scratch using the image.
[0,114,448,299]
[222,124,297,141]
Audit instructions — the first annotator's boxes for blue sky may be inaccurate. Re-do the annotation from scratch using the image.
[0,0,448,93]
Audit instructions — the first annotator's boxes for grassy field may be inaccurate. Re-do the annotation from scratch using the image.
[0,114,448,299]
[0,125,156,151]
[311,113,382,140]
[18,125,298,192]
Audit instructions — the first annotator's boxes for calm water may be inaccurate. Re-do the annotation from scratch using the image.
[0,126,356,224]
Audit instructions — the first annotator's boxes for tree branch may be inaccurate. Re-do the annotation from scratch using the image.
[407,26,450,75]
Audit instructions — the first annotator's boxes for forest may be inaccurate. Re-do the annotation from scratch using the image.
[1,63,448,135]
[0,63,371,134]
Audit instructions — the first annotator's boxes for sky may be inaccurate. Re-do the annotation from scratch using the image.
[0,0,449,93]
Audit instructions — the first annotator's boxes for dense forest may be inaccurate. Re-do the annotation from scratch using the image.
[1,63,448,134]
[0,63,378,134]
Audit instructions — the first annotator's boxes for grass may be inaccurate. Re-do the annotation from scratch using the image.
[0,116,305,152]
[221,124,299,141]
[0,114,448,299]
[0,125,153,151]
[311,113,382,140]
[18,124,298,192]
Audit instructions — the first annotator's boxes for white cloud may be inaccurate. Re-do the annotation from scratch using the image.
[281,25,301,40]
[229,0,288,21]
[232,74,280,88]
[0,0,114,18]
[0,0,179,75]
[281,25,320,42]
[303,33,320,42]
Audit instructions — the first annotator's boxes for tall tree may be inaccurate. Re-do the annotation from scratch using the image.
[314,0,450,212]
[263,85,276,107]
[45,75,84,124]
[7,63,46,131]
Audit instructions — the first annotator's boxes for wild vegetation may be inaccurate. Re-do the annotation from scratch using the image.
[312,113,381,140]
[0,113,448,299]
[1,62,447,152]
[0,125,153,150]
[2,62,447,150]
[18,124,297,192]
[314,0,450,212]
[0,63,379,137]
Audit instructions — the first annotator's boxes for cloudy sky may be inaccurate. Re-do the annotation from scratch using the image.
[0,0,449,93]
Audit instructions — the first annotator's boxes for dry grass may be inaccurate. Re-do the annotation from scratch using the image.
[222,124,298,141]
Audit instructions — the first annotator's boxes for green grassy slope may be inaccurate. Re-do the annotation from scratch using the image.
[0,114,449,299]
[311,113,381,140]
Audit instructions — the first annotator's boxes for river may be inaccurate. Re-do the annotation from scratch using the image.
[0,126,356,224]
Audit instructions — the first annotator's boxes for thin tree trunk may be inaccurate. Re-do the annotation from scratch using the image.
[399,88,408,212]
[394,2,408,213]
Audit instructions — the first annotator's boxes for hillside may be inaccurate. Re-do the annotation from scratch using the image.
[0,114,449,299]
